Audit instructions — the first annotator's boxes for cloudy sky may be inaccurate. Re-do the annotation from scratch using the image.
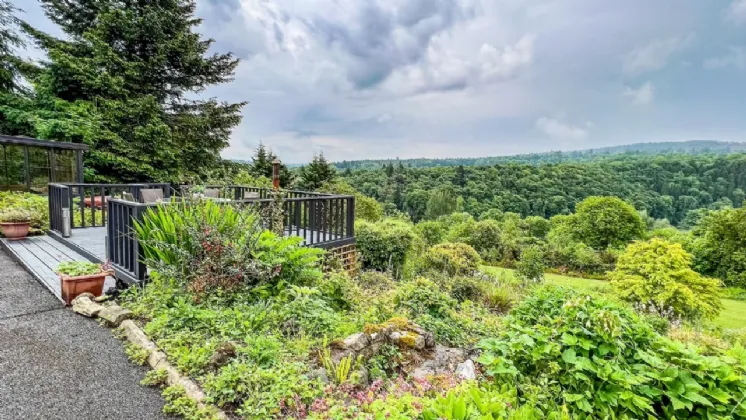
[13,0,746,163]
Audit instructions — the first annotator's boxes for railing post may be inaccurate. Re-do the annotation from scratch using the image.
[347,196,355,238]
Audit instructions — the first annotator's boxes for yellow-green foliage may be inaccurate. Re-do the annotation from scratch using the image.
[363,316,410,334]
[609,238,722,321]
[399,332,419,348]
[356,219,416,274]
[141,368,169,387]
[124,341,150,366]
[422,242,481,276]
[0,191,48,231]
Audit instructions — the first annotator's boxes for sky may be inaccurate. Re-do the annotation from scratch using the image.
[12,0,746,163]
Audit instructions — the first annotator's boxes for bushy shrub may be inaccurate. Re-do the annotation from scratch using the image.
[275,286,341,336]
[421,242,481,276]
[691,207,746,287]
[609,238,722,321]
[478,285,746,418]
[414,220,446,247]
[524,215,551,238]
[0,191,48,231]
[515,245,545,284]
[395,277,455,319]
[355,219,416,275]
[135,200,323,295]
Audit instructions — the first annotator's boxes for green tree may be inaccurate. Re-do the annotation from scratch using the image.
[691,207,746,287]
[516,245,546,284]
[298,153,337,191]
[249,143,293,187]
[609,238,722,321]
[6,0,245,182]
[0,0,23,92]
[425,185,457,220]
[573,196,645,249]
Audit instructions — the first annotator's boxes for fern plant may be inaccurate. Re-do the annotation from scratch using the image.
[320,341,361,385]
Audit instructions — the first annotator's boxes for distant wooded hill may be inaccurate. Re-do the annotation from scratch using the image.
[333,140,746,170]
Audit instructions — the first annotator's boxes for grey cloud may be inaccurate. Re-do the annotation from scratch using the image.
[309,0,476,89]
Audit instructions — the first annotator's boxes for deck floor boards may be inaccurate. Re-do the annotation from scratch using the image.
[0,234,114,301]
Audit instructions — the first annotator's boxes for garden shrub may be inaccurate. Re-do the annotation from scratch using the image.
[691,206,746,287]
[414,220,446,247]
[135,200,323,295]
[395,277,455,319]
[355,219,416,275]
[275,286,341,337]
[421,242,481,276]
[515,245,545,284]
[524,215,551,238]
[0,191,48,232]
[478,285,746,419]
[609,238,722,321]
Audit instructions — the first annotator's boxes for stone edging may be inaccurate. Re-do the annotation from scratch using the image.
[71,294,227,419]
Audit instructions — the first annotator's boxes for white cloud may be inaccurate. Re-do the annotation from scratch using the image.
[726,0,746,25]
[623,81,655,105]
[478,34,536,82]
[535,117,590,140]
[704,47,746,69]
[624,34,694,74]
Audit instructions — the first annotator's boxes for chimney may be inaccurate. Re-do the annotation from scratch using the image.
[272,158,281,190]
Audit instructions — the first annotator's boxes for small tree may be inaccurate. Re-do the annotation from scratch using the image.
[298,153,337,191]
[421,242,481,276]
[516,245,545,284]
[573,196,645,249]
[609,238,722,321]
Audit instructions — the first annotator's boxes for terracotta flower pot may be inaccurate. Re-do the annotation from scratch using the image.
[59,271,111,305]
[0,222,30,240]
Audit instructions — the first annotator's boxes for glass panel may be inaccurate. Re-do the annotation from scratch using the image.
[4,145,26,191]
[28,146,50,193]
[54,149,77,183]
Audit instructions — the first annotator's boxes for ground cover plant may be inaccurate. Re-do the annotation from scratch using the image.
[118,199,746,419]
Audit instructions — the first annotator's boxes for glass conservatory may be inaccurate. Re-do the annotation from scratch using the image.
[0,134,87,193]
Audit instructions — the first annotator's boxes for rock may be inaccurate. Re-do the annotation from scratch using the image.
[71,294,103,318]
[413,334,426,350]
[94,294,110,303]
[309,368,330,384]
[351,366,369,387]
[455,360,476,380]
[209,341,238,369]
[343,333,370,352]
[423,332,436,349]
[389,331,402,344]
[410,345,466,380]
[370,332,384,343]
[360,341,383,360]
[98,304,134,326]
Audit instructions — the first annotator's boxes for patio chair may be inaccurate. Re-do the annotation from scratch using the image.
[122,192,136,202]
[204,188,220,198]
[244,191,260,199]
[139,188,164,203]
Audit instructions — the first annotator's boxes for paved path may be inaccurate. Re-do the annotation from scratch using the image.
[0,249,167,420]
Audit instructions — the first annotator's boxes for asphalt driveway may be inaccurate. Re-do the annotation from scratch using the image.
[0,249,167,420]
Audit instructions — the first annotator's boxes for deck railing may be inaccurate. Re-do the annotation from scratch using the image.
[103,191,355,284]
[48,183,171,233]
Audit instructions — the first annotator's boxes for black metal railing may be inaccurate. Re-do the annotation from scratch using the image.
[48,183,171,231]
[178,185,333,200]
[101,189,354,283]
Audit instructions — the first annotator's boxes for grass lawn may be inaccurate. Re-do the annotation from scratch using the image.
[481,265,746,330]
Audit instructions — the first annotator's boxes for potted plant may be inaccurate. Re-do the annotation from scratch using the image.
[0,209,33,239]
[57,261,113,305]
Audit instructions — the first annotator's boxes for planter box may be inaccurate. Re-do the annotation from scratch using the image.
[59,271,111,305]
[0,222,30,240]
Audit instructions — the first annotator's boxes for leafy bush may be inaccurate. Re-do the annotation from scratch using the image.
[275,286,341,337]
[478,285,746,419]
[135,200,323,294]
[421,242,481,276]
[415,220,446,247]
[691,207,746,287]
[524,215,551,238]
[355,219,416,275]
[572,196,645,249]
[609,238,722,321]
[515,245,545,284]
[395,277,455,319]
[0,191,47,231]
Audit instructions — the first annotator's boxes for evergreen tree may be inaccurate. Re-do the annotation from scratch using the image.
[0,0,23,93]
[4,0,245,182]
[248,142,293,187]
[298,153,337,191]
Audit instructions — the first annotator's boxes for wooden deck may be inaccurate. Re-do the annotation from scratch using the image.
[0,235,114,302]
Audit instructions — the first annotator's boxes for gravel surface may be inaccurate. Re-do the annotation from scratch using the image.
[0,249,168,420]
